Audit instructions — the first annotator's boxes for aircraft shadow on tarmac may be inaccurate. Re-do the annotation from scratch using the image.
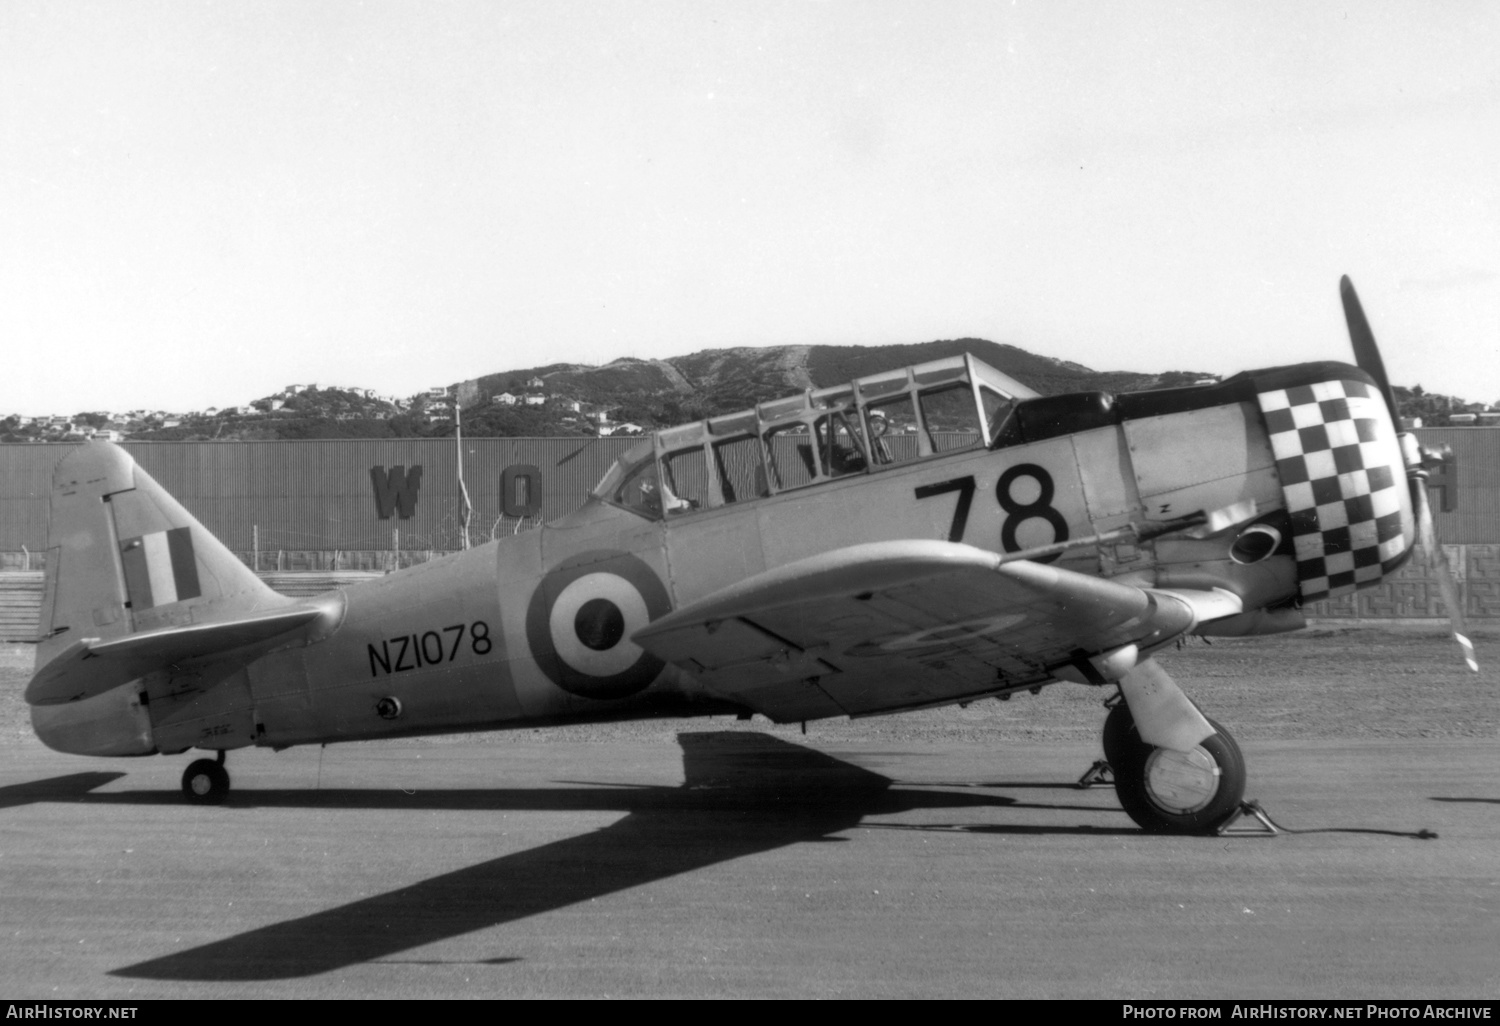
[96,731,1123,981]
[0,771,125,810]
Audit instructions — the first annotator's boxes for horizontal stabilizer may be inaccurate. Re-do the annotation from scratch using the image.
[26,605,326,706]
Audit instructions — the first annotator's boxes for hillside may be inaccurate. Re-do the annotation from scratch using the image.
[11,338,1482,443]
[445,339,1203,434]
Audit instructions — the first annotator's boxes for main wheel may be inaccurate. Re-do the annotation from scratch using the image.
[1103,702,1245,834]
[181,759,230,804]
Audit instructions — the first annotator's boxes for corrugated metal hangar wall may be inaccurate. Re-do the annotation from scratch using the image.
[2,429,1498,617]
[0,437,638,568]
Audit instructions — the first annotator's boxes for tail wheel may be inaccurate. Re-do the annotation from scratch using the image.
[181,759,230,804]
[1103,702,1245,834]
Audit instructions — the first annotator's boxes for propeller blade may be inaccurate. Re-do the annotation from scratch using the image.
[1340,275,1400,422]
[1414,479,1479,673]
[1340,277,1471,670]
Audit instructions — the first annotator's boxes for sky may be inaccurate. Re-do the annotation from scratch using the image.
[2,0,1496,417]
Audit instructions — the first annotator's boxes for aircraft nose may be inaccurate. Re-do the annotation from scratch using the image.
[1252,365,1416,602]
[30,686,156,757]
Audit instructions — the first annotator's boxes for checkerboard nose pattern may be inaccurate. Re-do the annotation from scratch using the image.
[1255,375,1415,601]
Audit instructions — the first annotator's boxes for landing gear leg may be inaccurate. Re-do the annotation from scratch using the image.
[181,752,230,804]
[1102,701,1245,834]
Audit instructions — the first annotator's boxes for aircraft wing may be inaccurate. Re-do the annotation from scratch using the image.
[634,540,1222,722]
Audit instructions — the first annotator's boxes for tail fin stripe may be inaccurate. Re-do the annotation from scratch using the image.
[167,527,201,602]
[142,531,177,606]
[120,538,154,609]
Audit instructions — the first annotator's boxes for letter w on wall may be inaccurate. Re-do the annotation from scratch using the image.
[370,465,423,519]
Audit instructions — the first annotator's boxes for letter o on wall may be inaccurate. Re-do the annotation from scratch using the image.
[501,464,543,518]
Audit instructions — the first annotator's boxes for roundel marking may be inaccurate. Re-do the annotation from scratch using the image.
[548,573,651,677]
[526,550,671,700]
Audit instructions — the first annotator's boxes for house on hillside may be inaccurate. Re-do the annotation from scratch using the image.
[526,376,545,389]
[491,392,518,406]
[523,394,546,406]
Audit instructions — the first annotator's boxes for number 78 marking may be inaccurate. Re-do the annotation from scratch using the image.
[914,475,976,543]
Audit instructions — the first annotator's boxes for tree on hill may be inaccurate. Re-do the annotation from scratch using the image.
[451,403,594,437]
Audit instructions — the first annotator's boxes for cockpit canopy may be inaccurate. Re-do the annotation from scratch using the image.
[592,354,1037,519]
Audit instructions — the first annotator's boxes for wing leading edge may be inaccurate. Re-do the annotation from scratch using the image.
[635,540,1228,722]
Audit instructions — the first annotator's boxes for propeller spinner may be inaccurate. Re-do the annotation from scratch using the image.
[1340,276,1478,672]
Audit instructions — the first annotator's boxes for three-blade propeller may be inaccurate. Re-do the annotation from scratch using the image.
[1340,276,1478,672]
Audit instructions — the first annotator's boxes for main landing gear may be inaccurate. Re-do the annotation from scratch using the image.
[1101,700,1246,834]
[181,751,230,804]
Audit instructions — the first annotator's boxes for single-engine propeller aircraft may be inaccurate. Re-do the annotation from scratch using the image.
[24,278,1475,832]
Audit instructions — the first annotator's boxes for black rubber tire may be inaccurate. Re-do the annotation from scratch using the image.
[1100,699,1132,771]
[181,759,230,804]
[1103,702,1245,834]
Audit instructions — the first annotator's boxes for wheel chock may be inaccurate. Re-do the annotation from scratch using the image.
[1216,799,1280,837]
[1076,759,1113,789]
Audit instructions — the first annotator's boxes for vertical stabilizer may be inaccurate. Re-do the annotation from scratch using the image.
[38,442,291,668]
